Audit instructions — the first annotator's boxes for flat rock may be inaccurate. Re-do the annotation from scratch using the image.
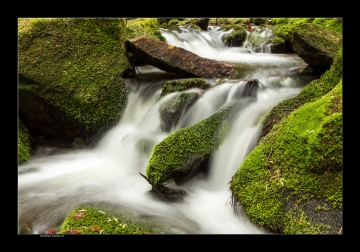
[126,37,233,78]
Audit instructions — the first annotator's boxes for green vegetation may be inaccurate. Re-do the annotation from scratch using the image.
[18,18,133,132]
[261,47,342,138]
[18,120,32,165]
[161,78,210,97]
[229,46,343,233]
[270,18,342,51]
[57,207,158,234]
[223,26,247,47]
[146,105,230,185]
[126,18,166,42]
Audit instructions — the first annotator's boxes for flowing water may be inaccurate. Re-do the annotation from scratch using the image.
[18,25,320,234]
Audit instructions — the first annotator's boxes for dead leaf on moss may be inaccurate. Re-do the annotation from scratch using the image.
[72,211,86,219]
[65,229,81,234]
[90,226,100,232]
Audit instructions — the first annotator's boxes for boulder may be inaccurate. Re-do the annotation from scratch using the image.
[18,18,134,148]
[126,37,233,78]
[292,23,342,68]
[146,104,231,187]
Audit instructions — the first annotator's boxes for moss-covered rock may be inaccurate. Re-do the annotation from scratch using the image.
[229,78,342,233]
[160,92,200,132]
[260,47,342,140]
[228,25,343,234]
[57,206,159,234]
[126,18,166,42]
[223,26,247,47]
[292,23,342,67]
[160,78,210,97]
[18,119,32,165]
[18,18,134,137]
[146,105,231,186]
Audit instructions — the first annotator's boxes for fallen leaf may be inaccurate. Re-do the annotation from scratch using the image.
[65,229,81,234]
[90,226,100,232]
[47,229,56,234]
[72,211,86,219]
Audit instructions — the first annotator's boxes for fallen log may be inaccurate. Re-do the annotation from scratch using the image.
[126,37,233,78]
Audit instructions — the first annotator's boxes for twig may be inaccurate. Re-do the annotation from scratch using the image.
[139,172,164,197]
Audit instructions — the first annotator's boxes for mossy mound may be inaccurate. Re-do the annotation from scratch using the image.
[57,207,159,234]
[161,78,210,97]
[229,79,342,234]
[146,105,231,186]
[18,18,134,132]
[18,119,32,165]
[126,18,166,42]
[223,26,247,47]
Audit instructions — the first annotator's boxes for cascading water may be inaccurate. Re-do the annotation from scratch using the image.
[18,25,319,234]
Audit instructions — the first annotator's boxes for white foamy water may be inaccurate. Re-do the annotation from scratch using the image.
[18,25,313,234]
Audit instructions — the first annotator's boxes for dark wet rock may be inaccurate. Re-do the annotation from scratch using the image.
[160,92,200,132]
[126,37,233,78]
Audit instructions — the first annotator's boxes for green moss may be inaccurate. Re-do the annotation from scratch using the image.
[223,27,247,47]
[18,120,32,165]
[18,18,133,132]
[126,18,166,42]
[161,78,210,97]
[146,105,231,185]
[269,18,342,53]
[230,80,342,233]
[57,207,158,234]
[312,18,342,33]
[230,18,249,25]
[260,47,342,139]
[168,19,180,25]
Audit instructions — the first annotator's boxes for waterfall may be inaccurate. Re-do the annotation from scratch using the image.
[18,25,315,234]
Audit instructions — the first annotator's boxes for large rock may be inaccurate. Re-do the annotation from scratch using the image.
[292,23,342,68]
[229,48,343,234]
[146,105,231,187]
[18,18,134,148]
[126,37,233,78]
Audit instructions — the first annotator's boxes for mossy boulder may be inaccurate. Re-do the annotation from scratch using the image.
[223,26,247,47]
[18,18,134,147]
[18,119,32,165]
[260,47,342,140]
[229,80,342,234]
[160,92,200,132]
[291,23,342,68]
[160,78,210,97]
[177,18,210,31]
[146,105,231,186]
[57,206,159,234]
[126,18,166,42]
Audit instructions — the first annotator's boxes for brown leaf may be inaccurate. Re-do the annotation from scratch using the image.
[47,229,56,234]
[72,211,86,219]
[65,229,81,234]
[90,226,100,232]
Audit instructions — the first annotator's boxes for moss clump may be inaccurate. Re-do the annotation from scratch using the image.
[18,18,133,132]
[146,105,231,186]
[161,78,210,97]
[229,80,342,234]
[18,120,32,165]
[57,207,158,234]
[168,19,180,25]
[269,18,342,53]
[223,26,247,47]
[260,47,342,139]
[126,18,166,42]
